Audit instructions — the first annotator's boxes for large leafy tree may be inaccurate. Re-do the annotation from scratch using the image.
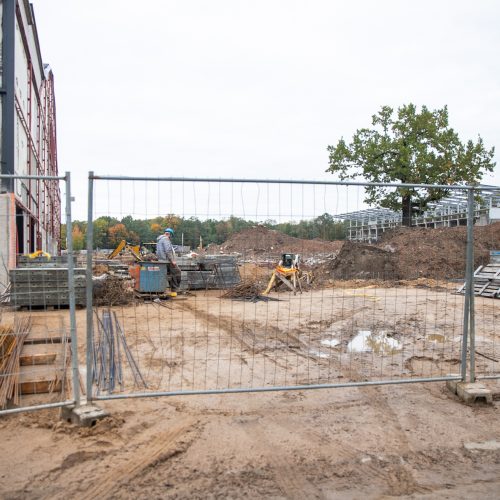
[327,104,496,226]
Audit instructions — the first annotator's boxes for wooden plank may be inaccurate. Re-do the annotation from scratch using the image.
[23,316,69,344]
[19,365,65,395]
[20,353,57,365]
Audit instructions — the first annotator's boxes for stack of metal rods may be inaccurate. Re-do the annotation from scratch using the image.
[0,283,11,304]
[93,309,146,395]
[221,280,279,302]
[0,317,32,408]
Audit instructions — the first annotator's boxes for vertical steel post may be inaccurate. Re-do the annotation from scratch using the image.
[65,172,80,406]
[86,172,95,402]
[468,189,476,382]
[461,188,475,381]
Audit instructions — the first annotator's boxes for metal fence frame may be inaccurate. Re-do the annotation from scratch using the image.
[0,172,80,415]
[1,172,496,415]
[85,172,500,404]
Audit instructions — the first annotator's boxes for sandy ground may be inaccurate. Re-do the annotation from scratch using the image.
[1,285,499,498]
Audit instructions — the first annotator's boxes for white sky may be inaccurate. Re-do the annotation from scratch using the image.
[32,0,500,221]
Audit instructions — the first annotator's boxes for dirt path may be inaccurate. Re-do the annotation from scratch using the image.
[1,285,499,498]
[1,381,499,498]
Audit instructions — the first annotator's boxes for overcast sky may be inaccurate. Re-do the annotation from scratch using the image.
[32,1,500,221]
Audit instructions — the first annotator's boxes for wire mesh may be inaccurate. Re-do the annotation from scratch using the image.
[87,177,495,399]
[0,175,76,414]
[474,248,500,380]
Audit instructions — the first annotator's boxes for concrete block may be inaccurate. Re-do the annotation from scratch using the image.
[456,382,493,405]
[446,373,460,394]
[61,404,109,427]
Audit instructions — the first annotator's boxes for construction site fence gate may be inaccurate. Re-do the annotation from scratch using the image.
[0,173,79,416]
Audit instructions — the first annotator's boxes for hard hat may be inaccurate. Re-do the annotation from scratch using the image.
[164,227,174,235]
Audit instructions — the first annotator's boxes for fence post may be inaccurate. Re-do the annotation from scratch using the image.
[461,188,475,382]
[468,188,476,382]
[86,172,95,402]
[65,172,81,407]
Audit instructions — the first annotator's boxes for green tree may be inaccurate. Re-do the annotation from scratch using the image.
[327,104,496,226]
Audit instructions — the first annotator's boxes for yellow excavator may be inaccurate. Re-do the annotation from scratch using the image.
[108,240,143,261]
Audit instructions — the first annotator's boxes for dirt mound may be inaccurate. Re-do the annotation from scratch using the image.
[316,222,500,281]
[320,241,397,280]
[211,223,500,281]
[207,226,343,261]
[380,223,500,279]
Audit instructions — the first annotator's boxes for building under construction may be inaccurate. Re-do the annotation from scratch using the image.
[336,186,500,242]
[0,0,60,291]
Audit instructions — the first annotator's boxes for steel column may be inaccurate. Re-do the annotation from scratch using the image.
[467,188,476,382]
[86,171,95,402]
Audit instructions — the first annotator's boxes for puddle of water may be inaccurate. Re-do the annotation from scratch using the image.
[347,330,401,354]
[321,339,340,348]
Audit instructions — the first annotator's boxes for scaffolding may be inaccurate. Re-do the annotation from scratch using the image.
[0,1,60,289]
[336,186,500,242]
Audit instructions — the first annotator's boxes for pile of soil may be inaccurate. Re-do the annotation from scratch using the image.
[211,223,500,283]
[317,222,500,281]
[321,241,396,280]
[379,223,500,279]
[207,226,343,261]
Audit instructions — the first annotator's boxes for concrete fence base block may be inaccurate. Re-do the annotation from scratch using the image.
[446,379,459,395]
[456,382,493,405]
[61,404,109,427]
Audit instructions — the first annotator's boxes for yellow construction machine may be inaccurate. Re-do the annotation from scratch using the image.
[108,240,143,261]
[27,250,51,260]
[263,253,312,295]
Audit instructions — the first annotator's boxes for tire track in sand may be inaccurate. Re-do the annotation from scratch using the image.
[75,418,196,500]
[243,419,324,500]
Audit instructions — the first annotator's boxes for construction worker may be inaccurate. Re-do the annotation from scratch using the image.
[157,227,181,296]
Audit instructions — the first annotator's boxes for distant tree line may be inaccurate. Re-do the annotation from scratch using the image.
[61,214,347,251]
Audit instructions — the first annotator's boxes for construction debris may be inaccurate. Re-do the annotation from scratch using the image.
[457,251,500,298]
[222,280,279,302]
[177,255,241,291]
[93,309,147,394]
[0,284,11,304]
[0,317,32,408]
[93,274,135,306]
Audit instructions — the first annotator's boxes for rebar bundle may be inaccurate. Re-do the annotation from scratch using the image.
[93,309,147,394]
[0,317,32,408]
[222,280,278,302]
[0,284,11,304]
